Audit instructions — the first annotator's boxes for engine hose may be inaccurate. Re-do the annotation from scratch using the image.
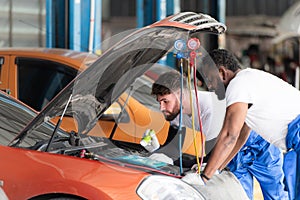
[179,59,184,175]
[192,58,205,173]
[187,61,201,173]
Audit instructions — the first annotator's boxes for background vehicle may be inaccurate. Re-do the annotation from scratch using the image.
[0,48,98,111]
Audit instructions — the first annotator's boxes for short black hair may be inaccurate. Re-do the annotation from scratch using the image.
[151,71,186,96]
[204,49,241,72]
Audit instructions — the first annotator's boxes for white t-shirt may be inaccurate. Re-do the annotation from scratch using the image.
[226,68,300,150]
[171,91,225,141]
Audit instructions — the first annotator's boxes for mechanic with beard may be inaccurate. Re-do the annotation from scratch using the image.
[151,69,289,200]
[150,70,224,167]
[200,49,299,200]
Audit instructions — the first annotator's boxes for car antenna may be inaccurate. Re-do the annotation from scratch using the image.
[45,94,73,152]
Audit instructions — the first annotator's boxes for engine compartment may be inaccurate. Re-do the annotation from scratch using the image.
[33,132,184,176]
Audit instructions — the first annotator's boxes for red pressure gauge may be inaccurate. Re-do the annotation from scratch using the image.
[187,38,200,50]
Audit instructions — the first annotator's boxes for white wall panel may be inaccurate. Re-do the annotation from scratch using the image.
[0,0,45,47]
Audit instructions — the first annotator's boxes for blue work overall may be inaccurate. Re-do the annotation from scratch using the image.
[228,130,288,200]
[286,114,300,200]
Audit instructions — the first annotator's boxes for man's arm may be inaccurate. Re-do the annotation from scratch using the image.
[219,123,251,170]
[202,102,248,179]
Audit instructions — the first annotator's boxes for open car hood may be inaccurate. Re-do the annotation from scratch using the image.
[11,12,226,145]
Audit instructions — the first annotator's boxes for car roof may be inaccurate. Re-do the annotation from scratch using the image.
[0,47,99,69]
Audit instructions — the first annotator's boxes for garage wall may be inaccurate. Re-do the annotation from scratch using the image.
[0,0,45,47]
[0,0,298,48]
[111,0,299,17]
[226,0,298,16]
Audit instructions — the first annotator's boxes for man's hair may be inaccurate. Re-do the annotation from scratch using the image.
[204,49,241,72]
[151,71,186,96]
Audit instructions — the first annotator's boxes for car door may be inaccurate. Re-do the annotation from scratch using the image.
[0,56,10,95]
[5,55,78,111]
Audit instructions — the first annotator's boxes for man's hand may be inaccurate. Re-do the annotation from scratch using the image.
[203,102,248,178]
[149,153,173,165]
[181,173,205,185]
[191,163,220,175]
[140,129,160,152]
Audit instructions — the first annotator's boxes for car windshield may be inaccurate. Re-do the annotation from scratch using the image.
[131,64,175,111]
[8,14,226,175]
[0,92,69,146]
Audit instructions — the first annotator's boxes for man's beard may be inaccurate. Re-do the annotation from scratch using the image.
[163,109,180,121]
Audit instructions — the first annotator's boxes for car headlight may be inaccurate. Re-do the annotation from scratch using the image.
[136,175,204,200]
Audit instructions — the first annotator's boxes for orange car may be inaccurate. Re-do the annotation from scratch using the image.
[0,88,202,200]
[0,47,204,159]
[0,12,248,200]
[0,48,98,111]
[0,42,206,160]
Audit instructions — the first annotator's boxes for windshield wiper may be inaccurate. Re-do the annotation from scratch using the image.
[45,94,73,152]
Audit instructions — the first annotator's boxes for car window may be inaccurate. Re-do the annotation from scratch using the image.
[130,65,174,112]
[17,57,78,111]
[101,101,130,123]
[130,76,160,111]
